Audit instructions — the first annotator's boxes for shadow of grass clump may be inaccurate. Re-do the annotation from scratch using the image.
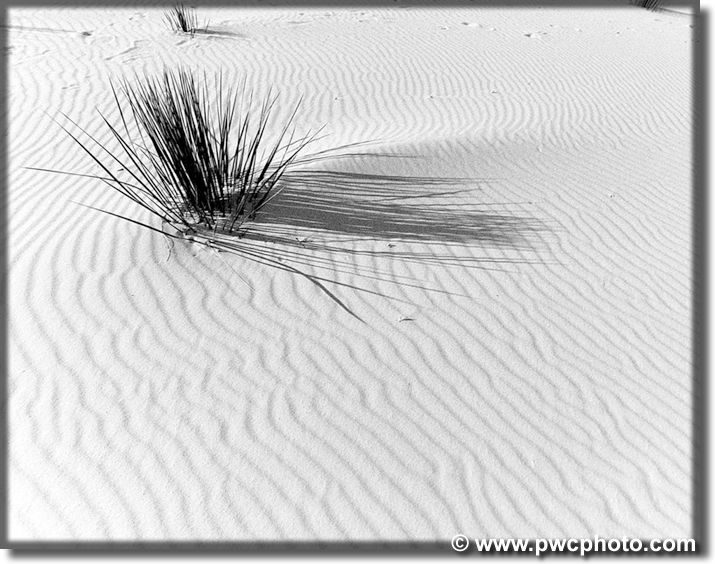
[193,166,550,319]
[262,169,541,249]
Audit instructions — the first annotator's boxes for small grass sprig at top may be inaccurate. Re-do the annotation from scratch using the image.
[630,0,662,10]
[165,4,200,35]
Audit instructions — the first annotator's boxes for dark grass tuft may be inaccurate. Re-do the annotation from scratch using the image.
[165,4,200,35]
[32,69,383,318]
[59,68,319,237]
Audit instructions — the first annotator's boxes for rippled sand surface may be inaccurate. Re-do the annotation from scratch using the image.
[8,2,693,541]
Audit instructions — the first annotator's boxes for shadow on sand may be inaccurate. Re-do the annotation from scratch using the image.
[196,166,551,320]
[248,168,548,251]
[192,25,246,39]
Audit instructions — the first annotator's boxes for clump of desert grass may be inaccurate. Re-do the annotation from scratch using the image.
[53,68,318,240]
[33,68,380,318]
[165,4,201,35]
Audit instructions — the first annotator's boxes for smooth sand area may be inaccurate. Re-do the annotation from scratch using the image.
[9,2,693,541]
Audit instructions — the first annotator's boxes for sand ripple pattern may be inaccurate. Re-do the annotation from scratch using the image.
[9,5,693,541]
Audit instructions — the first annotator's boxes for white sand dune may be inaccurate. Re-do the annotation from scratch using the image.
[8,2,693,542]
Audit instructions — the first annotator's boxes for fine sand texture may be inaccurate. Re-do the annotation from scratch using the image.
[8,3,694,541]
